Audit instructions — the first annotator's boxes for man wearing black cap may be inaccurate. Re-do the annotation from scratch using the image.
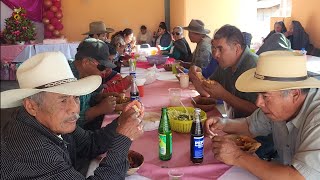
[70,38,121,131]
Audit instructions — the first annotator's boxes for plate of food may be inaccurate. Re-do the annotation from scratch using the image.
[142,112,161,131]
[224,134,261,154]
[127,150,144,176]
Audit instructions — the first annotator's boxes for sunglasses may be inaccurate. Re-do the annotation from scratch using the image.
[172,32,181,36]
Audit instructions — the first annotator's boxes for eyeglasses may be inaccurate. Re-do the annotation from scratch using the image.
[172,32,181,36]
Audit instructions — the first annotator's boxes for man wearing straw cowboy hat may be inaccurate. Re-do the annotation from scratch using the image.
[83,21,115,42]
[180,19,212,69]
[1,52,144,179]
[205,51,320,179]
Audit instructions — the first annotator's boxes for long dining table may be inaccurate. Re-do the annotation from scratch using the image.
[86,60,259,179]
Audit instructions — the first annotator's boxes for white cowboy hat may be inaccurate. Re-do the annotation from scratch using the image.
[1,52,102,108]
[82,21,114,35]
[183,19,210,35]
[236,50,320,92]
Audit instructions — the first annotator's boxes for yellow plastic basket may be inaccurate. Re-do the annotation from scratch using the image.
[167,107,207,133]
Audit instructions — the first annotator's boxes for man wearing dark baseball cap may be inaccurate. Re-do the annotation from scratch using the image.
[75,38,116,69]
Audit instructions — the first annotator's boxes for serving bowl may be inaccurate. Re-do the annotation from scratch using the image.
[127,150,144,176]
[167,107,207,133]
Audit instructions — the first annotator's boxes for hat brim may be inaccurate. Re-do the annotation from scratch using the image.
[235,68,320,92]
[1,75,102,108]
[82,29,113,35]
[182,27,211,34]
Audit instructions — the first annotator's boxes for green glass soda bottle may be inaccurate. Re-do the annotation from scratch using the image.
[158,107,172,161]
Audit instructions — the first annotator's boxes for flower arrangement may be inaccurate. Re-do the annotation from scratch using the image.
[3,7,36,43]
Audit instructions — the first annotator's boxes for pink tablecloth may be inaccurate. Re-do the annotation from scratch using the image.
[102,80,228,179]
[136,58,175,69]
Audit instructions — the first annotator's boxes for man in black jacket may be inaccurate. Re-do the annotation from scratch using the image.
[1,52,144,179]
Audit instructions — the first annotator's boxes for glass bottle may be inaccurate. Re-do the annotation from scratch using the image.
[130,76,140,101]
[190,108,204,164]
[158,107,172,161]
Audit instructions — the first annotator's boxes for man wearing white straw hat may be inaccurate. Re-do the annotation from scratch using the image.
[205,51,320,179]
[1,52,144,179]
[180,19,212,69]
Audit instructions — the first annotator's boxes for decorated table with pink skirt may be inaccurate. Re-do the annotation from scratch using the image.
[0,42,79,80]
[86,62,259,179]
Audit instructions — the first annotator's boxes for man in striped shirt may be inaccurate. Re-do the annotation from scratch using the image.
[1,52,144,179]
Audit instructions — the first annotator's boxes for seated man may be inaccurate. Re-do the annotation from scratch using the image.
[181,19,212,69]
[82,21,114,42]
[72,38,132,130]
[206,51,320,179]
[1,52,144,179]
[190,25,258,118]
[190,25,276,160]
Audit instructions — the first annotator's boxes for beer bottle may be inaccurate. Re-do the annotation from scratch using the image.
[158,107,172,161]
[130,76,140,101]
[190,108,204,164]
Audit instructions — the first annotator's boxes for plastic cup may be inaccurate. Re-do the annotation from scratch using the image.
[168,169,184,180]
[168,88,181,106]
[179,73,189,89]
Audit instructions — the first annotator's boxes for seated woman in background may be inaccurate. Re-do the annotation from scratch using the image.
[111,28,136,53]
[136,25,153,46]
[160,26,192,62]
[285,20,311,51]
[257,33,292,55]
[154,22,172,48]
[263,21,287,42]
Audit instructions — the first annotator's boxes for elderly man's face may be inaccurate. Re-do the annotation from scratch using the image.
[24,92,80,134]
[211,38,239,69]
[256,91,295,121]
[188,31,198,43]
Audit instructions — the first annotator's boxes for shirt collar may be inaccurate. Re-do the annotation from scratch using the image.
[232,47,250,73]
[287,89,317,129]
[17,107,68,145]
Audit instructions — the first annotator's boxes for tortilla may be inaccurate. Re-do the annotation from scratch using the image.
[225,134,261,153]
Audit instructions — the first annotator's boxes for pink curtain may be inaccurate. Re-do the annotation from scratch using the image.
[2,0,43,22]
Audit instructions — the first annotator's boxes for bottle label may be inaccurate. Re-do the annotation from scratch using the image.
[129,72,136,78]
[130,96,139,101]
[159,134,166,155]
[159,133,172,155]
[192,136,204,158]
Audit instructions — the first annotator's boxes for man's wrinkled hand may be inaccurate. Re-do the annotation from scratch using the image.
[211,135,245,165]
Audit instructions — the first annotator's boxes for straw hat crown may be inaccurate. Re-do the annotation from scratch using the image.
[183,19,210,34]
[236,51,320,92]
[82,21,114,35]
